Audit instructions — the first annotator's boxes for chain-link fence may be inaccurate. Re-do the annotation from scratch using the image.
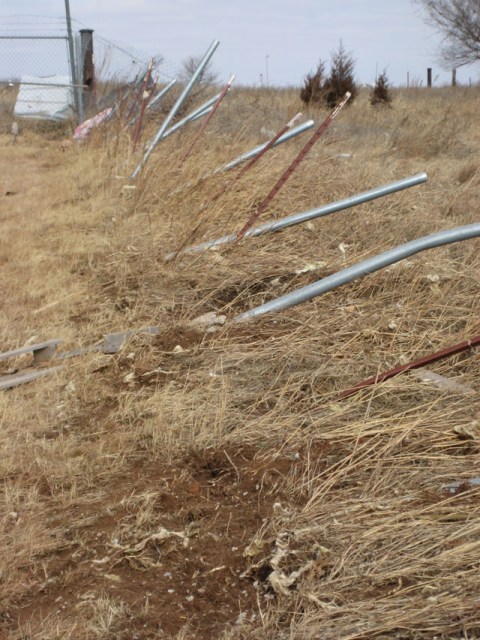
[0,14,183,126]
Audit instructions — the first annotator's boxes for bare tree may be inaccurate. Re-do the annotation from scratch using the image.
[180,55,218,87]
[415,0,480,67]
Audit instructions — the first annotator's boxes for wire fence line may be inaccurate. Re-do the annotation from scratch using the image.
[0,14,183,124]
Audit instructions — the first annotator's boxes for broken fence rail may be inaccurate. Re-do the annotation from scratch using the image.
[0,339,62,365]
[0,366,65,392]
[336,334,480,400]
[131,39,220,178]
[165,172,428,260]
[234,222,480,321]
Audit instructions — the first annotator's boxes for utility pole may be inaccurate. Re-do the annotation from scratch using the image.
[64,0,82,121]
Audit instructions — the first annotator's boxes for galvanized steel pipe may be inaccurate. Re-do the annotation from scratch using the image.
[234,222,480,322]
[147,78,177,110]
[160,94,221,140]
[165,173,428,259]
[216,119,315,173]
[132,39,220,177]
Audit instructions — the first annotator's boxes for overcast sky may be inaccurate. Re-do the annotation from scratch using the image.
[2,0,479,86]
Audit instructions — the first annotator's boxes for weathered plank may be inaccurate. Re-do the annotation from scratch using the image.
[0,340,62,365]
[0,365,65,391]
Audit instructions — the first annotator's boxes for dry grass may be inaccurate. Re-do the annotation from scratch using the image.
[0,85,479,639]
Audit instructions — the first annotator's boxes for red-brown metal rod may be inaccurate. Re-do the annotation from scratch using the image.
[132,76,156,151]
[237,91,351,240]
[337,334,480,400]
[126,60,153,122]
[207,113,303,206]
[179,75,235,164]
[236,112,303,178]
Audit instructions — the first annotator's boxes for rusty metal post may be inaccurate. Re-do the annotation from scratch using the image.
[236,91,351,239]
[337,335,480,399]
[179,75,235,164]
[452,69,457,87]
[79,29,95,115]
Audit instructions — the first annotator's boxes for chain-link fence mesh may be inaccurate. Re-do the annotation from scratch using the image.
[0,14,183,126]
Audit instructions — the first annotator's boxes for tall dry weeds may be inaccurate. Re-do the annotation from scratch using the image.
[0,85,479,639]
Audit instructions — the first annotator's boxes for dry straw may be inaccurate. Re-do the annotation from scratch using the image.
[0,84,478,638]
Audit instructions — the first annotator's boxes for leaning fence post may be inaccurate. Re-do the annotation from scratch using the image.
[179,74,235,164]
[214,120,315,174]
[131,39,220,178]
[234,223,480,322]
[164,173,428,260]
[147,78,177,111]
[236,91,351,239]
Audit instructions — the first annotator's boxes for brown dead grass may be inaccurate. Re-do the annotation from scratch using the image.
[0,85,479,639]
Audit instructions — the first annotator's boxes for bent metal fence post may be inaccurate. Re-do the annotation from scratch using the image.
[131,39,220,178]
[233,222,480,322]
[164,172,428,260]
[236,91,352,239]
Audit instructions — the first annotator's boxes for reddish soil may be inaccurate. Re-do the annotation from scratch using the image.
[3,446,316,639]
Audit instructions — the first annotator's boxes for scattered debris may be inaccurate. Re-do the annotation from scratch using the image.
[410,368,475,394]
[444,477,480,494]
[73,107,113,141]
[0,339,62,365]
[453,421,480,440]
[190,312,226,328]
[0,365,65,391]
[11,121,19,143]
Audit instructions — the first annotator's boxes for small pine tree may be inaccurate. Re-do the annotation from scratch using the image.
[324,41,357,108]
[300,60,326,105]
[371,70,392,106]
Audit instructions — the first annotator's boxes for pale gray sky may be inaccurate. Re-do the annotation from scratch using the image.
[2,0,479,86]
